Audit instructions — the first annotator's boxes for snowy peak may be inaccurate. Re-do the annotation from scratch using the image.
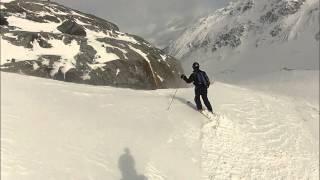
[1,0,119,33]
[0,0,183,89]
[170,0,318,57]
[167,0,319,80]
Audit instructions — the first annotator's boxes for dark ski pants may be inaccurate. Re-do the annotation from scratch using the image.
[194,86,213,112]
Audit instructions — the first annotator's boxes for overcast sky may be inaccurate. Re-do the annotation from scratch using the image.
[55,0,230,47]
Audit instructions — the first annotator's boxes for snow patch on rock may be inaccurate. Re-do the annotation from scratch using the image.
[88,39,120,63]
[7,15,60,33]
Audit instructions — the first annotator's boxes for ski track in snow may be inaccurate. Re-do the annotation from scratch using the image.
[1,73,319,179]
[200,87,319,179]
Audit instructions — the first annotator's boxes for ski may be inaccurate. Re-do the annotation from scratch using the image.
[186,101,220,121]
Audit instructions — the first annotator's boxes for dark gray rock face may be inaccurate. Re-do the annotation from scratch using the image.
[229,0,254,15]
[0,0,184,89]
[57,19,86,36]
[270,26,282,37]
[211,25,245,51]
[0,13,8,26]
[187,24,246,53]
[260,0,305,24]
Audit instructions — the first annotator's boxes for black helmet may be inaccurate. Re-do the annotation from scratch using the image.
[192,62,200,70]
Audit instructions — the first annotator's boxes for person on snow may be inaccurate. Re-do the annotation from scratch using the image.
[180,62,213,113]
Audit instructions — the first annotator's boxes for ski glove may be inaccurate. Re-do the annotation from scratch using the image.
[180,74,186,79]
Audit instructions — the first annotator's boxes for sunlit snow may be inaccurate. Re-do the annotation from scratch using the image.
[1,72,318,179]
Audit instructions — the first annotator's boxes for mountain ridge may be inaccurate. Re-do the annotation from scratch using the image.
[167,0,319,81]
[0,0,183,89]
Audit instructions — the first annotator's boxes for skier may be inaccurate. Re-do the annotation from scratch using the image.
[181,62,213,113]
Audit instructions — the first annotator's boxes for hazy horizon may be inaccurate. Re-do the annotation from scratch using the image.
[54,0,230,47]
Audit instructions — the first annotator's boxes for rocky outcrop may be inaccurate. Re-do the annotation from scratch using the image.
[260,0,306,24]
[0,0,184,89]
[0,13,8,26]
[57,19,87,36]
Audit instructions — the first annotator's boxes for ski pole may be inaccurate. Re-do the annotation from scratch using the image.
[167,88,178,111]
[167,73,185,111]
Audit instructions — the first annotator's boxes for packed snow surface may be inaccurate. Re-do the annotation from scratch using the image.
[1,72,319,179]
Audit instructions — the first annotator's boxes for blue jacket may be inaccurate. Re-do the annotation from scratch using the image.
[182,70,210,88]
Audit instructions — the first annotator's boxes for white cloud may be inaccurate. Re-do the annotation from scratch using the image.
[54,0,230,47]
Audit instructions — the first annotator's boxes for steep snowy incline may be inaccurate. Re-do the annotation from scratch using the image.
[167,0,319,81]
[1,72,319,179]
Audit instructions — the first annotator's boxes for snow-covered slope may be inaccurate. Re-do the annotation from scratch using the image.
[236,70,319,105]
[1,72,201,180]
[167,0,319,80]
[1,72,319,179]
[0,0,183,89]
